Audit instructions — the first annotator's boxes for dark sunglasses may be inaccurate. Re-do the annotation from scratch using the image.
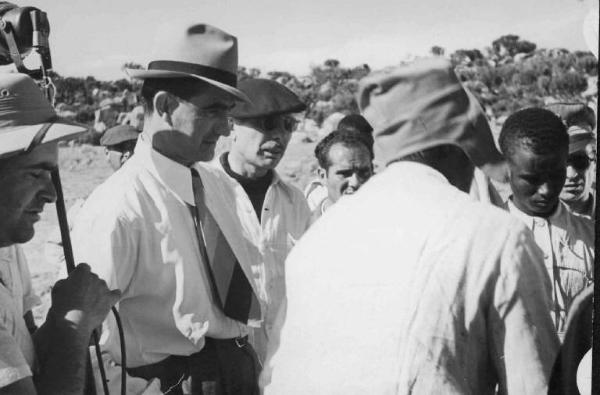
[242,115,298,133]
[567,153,590,172]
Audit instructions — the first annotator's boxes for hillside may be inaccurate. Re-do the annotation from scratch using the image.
[49,34,597,143]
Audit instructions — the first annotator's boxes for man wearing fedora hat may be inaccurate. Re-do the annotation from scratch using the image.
[263,58,558,394]
[0,73,120,394]
[214,78,311,362]
[71,23,265,394]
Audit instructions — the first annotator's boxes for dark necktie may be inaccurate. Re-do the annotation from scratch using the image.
[190,168,255,323]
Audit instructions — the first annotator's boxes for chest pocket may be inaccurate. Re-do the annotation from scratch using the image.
[556,240,593,304]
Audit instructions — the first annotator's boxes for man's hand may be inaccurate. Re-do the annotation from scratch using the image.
[48,263,121,336]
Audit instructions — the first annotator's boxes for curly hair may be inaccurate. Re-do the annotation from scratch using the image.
[499,107,568,159]
[315,129,373,170]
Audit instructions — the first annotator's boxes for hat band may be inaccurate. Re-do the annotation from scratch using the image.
[148,60,237,87]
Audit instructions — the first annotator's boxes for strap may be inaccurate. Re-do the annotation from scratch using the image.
[25,122,53,153]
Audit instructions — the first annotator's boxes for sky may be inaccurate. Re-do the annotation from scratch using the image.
[13,0,599,80]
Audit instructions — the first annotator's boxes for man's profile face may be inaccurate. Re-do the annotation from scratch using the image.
[168,85,235,163]
[0,143,58,246]
[319,142,372,203]
[560,150,591,202]
[231,114,296,172]
[508,144,567,217]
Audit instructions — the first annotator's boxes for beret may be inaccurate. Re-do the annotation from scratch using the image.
[100,124,140,147]
[230,78,306,119]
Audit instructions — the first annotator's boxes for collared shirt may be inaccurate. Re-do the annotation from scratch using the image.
[506,199,594,336]
[71,136,265,367]
[0,245,39,388]
[213,155,310,361]
[264,162,559,395]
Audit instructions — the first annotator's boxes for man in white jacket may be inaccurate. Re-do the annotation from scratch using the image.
[263,58,559,394]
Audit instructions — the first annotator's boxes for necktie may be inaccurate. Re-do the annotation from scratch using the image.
[190,169,255,323]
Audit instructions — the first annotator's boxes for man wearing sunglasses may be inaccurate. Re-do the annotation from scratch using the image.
[215,78,311,363]
[499,107,594,341]
[545,103,597,218]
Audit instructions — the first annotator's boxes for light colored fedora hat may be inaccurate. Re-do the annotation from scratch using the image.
[126,22,249,102]
[0,73,88,159]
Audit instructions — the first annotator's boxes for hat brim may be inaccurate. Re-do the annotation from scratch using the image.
[125,68,250,103]
[0,119,88,159]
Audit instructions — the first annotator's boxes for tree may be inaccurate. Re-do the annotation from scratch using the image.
[121,62,143,71]
[430,46,445,56]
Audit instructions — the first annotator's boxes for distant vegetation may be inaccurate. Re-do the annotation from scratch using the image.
[49,34,597,138]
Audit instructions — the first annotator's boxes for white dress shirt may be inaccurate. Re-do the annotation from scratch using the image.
[506,199,594,336]
[71,136,265,367]
[264,162,559,395]
[213,159,310,362]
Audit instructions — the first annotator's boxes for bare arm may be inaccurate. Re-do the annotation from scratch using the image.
[0,377,36,395]
[8,264,121,395]
[30,315,92,395]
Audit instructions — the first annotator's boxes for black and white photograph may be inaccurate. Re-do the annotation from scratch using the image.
[0,0,597,393]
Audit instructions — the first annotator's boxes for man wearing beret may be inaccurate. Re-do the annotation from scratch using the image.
[72,23,265,394]
[0,73,120,394]
[100,124,139,171]
[215,78,311,362]
[263,59,558,394]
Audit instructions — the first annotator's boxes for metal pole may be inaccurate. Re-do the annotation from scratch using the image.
[51,168,106,395]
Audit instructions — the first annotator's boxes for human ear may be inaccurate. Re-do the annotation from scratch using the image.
[317,167,327,181]
[153,91,176,126]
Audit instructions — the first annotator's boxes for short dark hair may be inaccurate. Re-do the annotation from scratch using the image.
[338,114,373,135]
[315,129,372,169]
[141,77,210,114]
[499,107,568,159]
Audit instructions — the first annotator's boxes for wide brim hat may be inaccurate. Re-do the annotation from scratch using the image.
[229,78,306,119]
[358,57,508,183]
[125,22,249,103]
[0,73,88,159]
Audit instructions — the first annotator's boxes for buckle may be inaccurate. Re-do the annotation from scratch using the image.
[234,337,246,348]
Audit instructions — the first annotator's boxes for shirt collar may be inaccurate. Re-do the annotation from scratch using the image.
[387,161,451,185]
[133,134,195,205]
[506,198,566,229]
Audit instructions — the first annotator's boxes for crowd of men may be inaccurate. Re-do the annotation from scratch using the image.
[0,18,596,395]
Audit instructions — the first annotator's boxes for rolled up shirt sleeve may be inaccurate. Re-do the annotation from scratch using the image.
[0,323,32,389]
[490,225,560,395]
